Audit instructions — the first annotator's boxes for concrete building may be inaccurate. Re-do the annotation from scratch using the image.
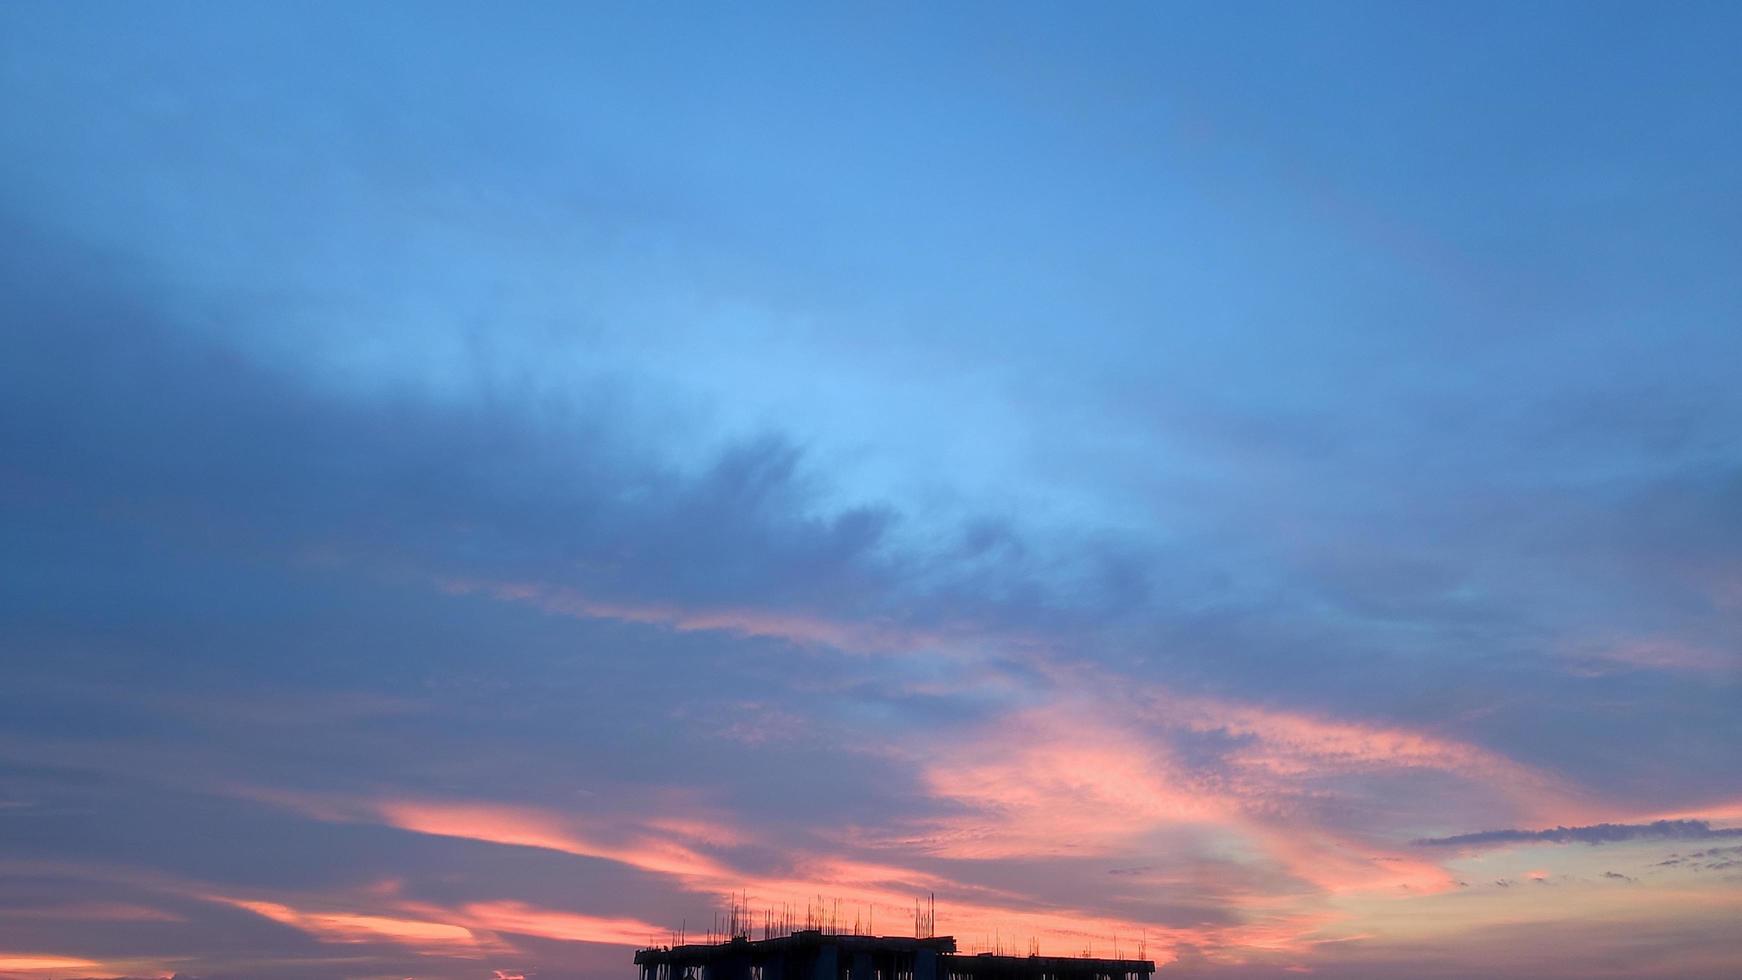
[635,931,1155,980]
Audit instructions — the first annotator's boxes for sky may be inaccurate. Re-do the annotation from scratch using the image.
[1,2,1739,978]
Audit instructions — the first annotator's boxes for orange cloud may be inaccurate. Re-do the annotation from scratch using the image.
[220,897,480,950]
[458,901,668,946]
[0,954,107,974]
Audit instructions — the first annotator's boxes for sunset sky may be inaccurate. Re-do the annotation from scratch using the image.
[2,3,1740,979]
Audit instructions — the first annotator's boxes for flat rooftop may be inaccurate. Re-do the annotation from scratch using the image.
[635,931,1155,980]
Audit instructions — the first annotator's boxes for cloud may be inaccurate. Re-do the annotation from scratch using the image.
[216,897,481,952]
[0,954,104,973]
[0,903,181,924]
[1415,820,1742,849]
[372,799,738,882]
[1560,638,1742,676]
[456,902,670,947]
[211,889,675,959]
[2,11,1742,972]
[1653,845,1742,872]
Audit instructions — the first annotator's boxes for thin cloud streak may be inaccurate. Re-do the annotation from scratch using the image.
[1417,820,1742,850]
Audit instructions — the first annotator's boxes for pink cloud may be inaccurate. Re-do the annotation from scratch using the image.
[375,799,737,881]
[1623,797,1742,827]
[1135,687,1560,794]
[456,902,668,946]
[217,896,482,951]
[916,706,1225,859]
[1563,638,1741,676]
[439,578,947,655]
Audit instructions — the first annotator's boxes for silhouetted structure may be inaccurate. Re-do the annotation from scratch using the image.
[636,932,1156,980]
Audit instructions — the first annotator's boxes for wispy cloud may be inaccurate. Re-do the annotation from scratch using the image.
[215,896,483,952]
[1415,820,1742,849]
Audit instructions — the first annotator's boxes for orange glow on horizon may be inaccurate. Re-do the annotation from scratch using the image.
[0,954,106,972]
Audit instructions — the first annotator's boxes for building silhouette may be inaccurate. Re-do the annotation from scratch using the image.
[636,931,1156,980]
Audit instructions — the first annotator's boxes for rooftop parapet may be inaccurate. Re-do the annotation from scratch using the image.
[635,932,1155,980]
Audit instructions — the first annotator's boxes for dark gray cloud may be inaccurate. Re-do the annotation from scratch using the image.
[1416,820,1742,849]
[0,214,1108,658]
[1652,845,1742,871]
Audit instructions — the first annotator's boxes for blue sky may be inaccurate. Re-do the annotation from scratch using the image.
[2,3,1740,978]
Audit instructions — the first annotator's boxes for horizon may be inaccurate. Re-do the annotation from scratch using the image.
[2,2,1739,979]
